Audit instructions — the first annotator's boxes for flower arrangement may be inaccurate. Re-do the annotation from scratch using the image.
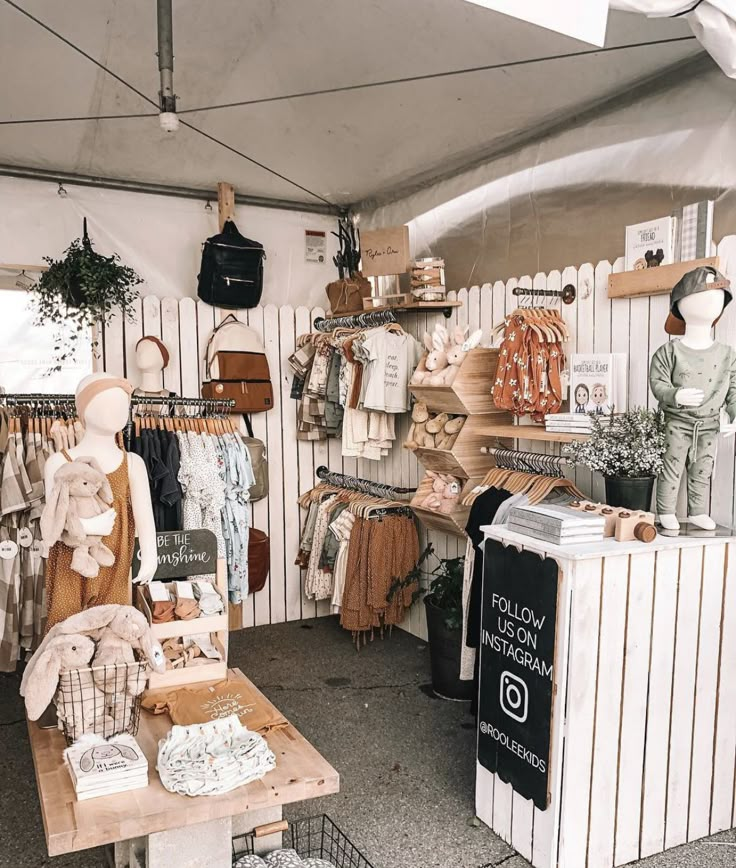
[30,219,142,370]
[563,408,666,478]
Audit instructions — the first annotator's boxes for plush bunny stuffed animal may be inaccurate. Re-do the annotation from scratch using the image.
[439,327,484,386]
[435,415,465,450]
[40,457,115,579]
[91,606,165,698]
[409,334,435,385]
[425,326,452,386]
[21,605,166,713]
[22,634,113,738]
[405,402,431,451]
[421,472,462,513]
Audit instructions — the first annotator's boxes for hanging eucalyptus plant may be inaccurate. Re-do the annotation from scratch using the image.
[30,218,142,370]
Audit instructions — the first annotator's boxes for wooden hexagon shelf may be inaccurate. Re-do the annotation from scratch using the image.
[410,475,480,538]
[409,348,505,415]
[410,414,513,479]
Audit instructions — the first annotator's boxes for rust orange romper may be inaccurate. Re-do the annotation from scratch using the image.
[45,450,134,632]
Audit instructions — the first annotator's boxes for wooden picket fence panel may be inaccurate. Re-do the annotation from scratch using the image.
[97,234,736,639]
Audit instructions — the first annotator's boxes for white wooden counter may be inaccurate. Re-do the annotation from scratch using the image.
[477,525,736,868]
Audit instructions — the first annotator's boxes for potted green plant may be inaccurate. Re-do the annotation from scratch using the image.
[30,218,142,369]
[392,544,473,701]
[563,407,666,511]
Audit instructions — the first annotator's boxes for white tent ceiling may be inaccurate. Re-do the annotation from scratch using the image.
[0,0,707,212]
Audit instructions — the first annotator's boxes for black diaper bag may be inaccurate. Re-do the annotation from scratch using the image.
[197,219,266,308]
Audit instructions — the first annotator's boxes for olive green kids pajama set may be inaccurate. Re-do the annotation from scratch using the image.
[649,266,736,517]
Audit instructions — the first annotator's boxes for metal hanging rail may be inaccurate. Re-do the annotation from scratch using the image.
[512,284,576,305]
[313,308,398,332]
[1,393,235,411]
[315,465,415,497]
[479,446,573,476]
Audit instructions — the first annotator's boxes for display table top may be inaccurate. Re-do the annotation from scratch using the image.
[481,524,736,561]
[27,667,339,857]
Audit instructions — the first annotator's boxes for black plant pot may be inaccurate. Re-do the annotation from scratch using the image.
[424,597,474,701]
[604,475,655,512]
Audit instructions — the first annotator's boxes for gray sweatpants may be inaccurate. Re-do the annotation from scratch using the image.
[657,415,719,516]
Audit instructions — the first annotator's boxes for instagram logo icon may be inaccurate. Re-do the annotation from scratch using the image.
[500,671,528,723]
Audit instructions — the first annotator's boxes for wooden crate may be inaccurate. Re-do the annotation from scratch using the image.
[409,348,504,415]
[413,414,512,478]
[136,558,229,689]
[410,474,479,538]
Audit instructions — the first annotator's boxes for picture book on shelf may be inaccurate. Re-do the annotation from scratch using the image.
[570,354,627,416]
[625,216,675,272]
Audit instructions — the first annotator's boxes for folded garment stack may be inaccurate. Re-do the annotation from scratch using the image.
[157,714,275,797]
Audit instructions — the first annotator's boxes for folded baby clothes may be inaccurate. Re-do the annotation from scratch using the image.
[152,600,175,623]
[174,597,200,620]
[157,714,275,797]
[194,580,224,615]
[143,677,289,734]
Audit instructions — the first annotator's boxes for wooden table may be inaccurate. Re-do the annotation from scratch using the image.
[27,668,340,867]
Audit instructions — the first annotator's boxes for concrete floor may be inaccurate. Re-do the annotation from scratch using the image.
[1,615,734,867]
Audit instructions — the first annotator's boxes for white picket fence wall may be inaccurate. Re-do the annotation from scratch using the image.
[97,233,736,640]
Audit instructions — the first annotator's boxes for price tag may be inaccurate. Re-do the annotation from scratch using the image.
[17,528,33,548]
[0,540,19,560]
[30,540,43,557]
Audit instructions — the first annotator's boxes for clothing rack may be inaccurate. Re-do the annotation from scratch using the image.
[511,284,576,305]
[1,393,235,412]
[315,465,415,498]
[479,446,572,476]
[313,308,398,332]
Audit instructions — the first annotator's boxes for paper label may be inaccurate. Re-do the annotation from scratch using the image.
[0,540,19,560]
[175,581,196,599]
[17,528,33,548]
[305,229,327,263]
[148,582,171,602]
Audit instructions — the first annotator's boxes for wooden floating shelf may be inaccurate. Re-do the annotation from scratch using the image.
[607,257,719,299]
[410,348,505,415]
[479,423,590,444]
[410,476,480,538]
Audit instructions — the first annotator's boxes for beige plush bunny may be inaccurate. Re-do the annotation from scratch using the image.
[409,334,435,385]
[21,634,113,738]
[435,415,465,450]
[40,457,115,578]
[442,327,483,385]
[405,402,430,451]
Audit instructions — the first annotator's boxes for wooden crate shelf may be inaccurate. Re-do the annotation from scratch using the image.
[411,414,513,478]
[478,422,590,444]
[607,257,719,299]
[410,347,505,415]
[410,475,479,538]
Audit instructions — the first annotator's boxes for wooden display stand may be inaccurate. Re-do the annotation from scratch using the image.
[410,476,479,537]
[477,525,736,868]
[409,348,505,415]
[414,415,512,479]
[27,668,339,867]
[136,558,229,688]
[409,347,510,538]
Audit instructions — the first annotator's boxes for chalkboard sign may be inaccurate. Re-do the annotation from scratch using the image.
[132,529,218,580]
[477,539,559,810]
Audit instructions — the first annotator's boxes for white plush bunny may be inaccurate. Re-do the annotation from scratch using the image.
[441,327,483,385]
[425,326,453,386]
[409,333,435,385]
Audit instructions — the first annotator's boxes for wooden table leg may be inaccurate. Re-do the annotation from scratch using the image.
[146,817,233,868]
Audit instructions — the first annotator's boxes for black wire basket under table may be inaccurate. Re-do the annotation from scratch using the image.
[232,815,375,868]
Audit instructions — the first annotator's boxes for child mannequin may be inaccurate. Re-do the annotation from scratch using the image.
[42,373,158,630]
[649,267,736,531]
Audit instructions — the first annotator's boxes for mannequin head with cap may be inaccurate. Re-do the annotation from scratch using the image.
[75,372,132,436]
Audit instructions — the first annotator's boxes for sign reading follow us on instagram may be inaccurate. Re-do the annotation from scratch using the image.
[477,539,558,810]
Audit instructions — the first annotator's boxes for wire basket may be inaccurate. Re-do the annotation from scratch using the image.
[55,660,147,745]
[233,815,375,868]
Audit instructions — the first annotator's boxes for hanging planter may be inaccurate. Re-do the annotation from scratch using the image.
[30,218,142,370]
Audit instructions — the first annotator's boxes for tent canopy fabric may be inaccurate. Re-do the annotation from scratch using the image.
[610,0,736,79]
[0,0,707,211]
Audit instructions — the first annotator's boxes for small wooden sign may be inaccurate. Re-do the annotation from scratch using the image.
[132,529,218,580]
[360,225,410,277]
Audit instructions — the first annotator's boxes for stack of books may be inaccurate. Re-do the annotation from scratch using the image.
[64,733,148,801]
[545,413,611,435]
[508,504,606,545]
[625,200,714,271]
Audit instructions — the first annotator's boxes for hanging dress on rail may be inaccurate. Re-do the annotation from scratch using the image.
[45,450,134,632]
